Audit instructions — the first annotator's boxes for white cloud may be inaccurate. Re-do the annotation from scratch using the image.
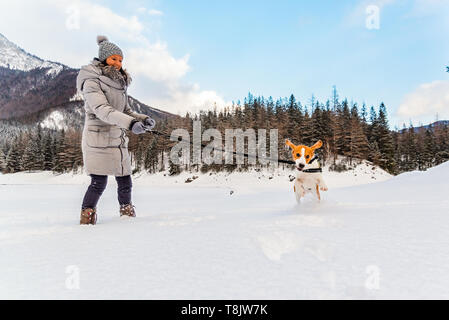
[126,45,190,83]
[397,80,449,124]
[124,44,229,115]
[137,7,147,14]
[136,7,164,16]
[77,3,145,42]
[131,80,227,116]
[0,0,227,115]
[148,9,164,16]
[158,83,227,115]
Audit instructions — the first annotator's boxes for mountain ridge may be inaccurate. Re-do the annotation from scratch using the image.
[0,32,66,75]
[399,120,449,132]
[0,33,176,124]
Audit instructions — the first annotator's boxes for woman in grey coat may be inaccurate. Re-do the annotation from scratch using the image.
[76,35,156,225]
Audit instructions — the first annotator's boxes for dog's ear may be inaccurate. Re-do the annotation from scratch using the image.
[285,139,296,150]
[311,140,323,150]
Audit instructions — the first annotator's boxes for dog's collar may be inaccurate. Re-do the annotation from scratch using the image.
[302,168,322,173]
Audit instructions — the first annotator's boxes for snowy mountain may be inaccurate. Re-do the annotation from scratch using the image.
[0,160,448,299]
[0,33,65,76]
[0,33,176,124]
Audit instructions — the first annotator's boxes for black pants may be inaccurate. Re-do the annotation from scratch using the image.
[82,174,132,209]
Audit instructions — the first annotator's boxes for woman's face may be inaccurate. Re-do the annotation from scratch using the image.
[105,54,123,70]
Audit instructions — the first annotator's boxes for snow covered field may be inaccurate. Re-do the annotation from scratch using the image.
[1,162,449,299]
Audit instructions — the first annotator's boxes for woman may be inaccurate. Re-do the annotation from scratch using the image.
[76,35,156,225]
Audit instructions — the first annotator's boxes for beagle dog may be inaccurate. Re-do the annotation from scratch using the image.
[285,139,328,203]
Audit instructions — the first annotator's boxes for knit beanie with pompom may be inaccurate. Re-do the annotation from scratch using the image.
[97,35,123,62]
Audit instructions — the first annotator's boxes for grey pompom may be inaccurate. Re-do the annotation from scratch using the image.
[97,35,108,45]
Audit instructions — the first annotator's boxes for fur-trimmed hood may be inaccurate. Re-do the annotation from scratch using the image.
[77,59,131,92]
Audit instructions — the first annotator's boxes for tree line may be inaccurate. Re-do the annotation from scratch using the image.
[1,89,448,175]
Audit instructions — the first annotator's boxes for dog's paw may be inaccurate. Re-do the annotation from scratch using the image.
[320,186,328,191]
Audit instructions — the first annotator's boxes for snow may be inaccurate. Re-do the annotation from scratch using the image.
[1,161,448,299]
[0,33,64,76]
[70,91,83,102]
[44,63,63,77]
[39,110,68,131]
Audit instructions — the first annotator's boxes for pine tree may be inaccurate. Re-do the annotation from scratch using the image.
[134,135,145,173]
[286,94,302,142]
[367,106,378,144]
[144,138,158,173]
[368,141,382,167]
[42,131,54,171]
[53,130,67,173]
[332,86,339,111]
[422,128,436,169]
[30,126,44,171]
[334,99,351,158]
[20,131,34,172]
[5,142,22,173]
[403,124,418,171]
[311,104,324,144]
[0,149,6,172]
[71,130,83,173]
[434,123,449,165]
[360,103,369,136]
[21,143,34,172]
[300,109,313,145]
[376,103,396,173]
[415,131,425,171]
[266,96,275,129]
[350,104,369,163]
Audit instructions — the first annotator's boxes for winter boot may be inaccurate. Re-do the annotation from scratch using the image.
[120,204,136,218]
[80,207,97,225]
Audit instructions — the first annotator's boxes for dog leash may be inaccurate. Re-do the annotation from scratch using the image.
[144,128,296,165]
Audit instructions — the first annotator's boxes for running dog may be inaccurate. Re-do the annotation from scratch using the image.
[285,139,328,203]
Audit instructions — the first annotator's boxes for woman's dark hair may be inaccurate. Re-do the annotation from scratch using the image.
[99,57,122,71]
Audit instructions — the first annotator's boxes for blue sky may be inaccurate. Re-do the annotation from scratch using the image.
[124,0,449,126]
[1,0,448,126]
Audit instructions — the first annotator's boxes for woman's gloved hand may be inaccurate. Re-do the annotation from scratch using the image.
[130,120,148,135]
[143,117,156,131]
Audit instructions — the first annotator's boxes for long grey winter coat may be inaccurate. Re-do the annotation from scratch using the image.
[76,58,149,176]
